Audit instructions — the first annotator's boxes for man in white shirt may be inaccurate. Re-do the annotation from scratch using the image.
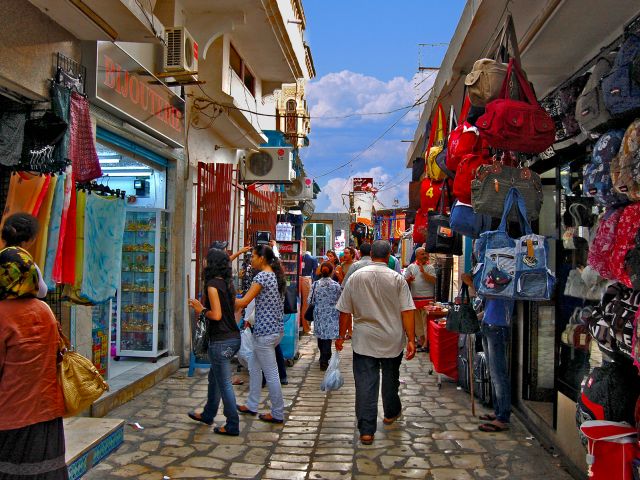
[404,247,436,352]
[336,240,416,446]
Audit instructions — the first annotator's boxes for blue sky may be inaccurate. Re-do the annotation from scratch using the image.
[302,1,466,212]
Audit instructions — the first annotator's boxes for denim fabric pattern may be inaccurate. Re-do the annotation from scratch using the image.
[352,351,403,436]
[253,271,284,337]
[202,338,241,434]
[308,278,341,340]
[481,323,511,423]
[247,332,285,420]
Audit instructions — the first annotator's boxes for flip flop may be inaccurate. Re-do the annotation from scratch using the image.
[237,405,257,416]
[479,414,497,421]
[360,434,374,445]
[478,422,509,432]
[214,426,239,436]
[259,413,284,424]
[187,411,213,426]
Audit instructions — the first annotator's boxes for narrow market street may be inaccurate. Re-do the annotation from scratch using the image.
[85,336,573,480]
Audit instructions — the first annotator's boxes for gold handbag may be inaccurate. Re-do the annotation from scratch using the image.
[57,333,109,417]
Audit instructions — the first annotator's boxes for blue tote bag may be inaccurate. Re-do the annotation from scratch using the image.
[476,188,554,301]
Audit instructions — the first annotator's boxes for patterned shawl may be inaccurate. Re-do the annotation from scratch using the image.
[0,247,40,301]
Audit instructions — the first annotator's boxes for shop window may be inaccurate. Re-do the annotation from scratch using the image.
[304,223,332,258]
[230,46,242,79]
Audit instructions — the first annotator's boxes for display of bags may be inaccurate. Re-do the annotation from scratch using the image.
[612,118,640,201]
[426,183,462,255]
[425,104,448,181]
[471,162,543,221]
[450,200,492,239]
[565,266,610,301]
[562,197,597,228]
[420,177,449,212]
[561,307,591,351]
[452,150,491,204]
[476,188,554,301]
[602,34,640,118]
[575,54,616,133]
[611,203,640,287]
[465,59,508,107]
[412,157,425,182]
[476,59,556,154]
[624,228,640,290]
[589,207,625,279]
[583,129,629,207]
[412,208,428,245]
[542,72,590,143]
[580,421,638,480]
[446,284,480,334]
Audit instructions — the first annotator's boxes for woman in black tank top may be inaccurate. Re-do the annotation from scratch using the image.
[187,248,242,436]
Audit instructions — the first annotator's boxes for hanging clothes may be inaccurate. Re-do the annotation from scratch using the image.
[0,112,26,167]
[57,175,76,285]
[63,189,90,304]
[33,175,58,269]
[69,91,101,182]
[1,172,49,221]
[80,194,126,303]
[43,172,66,289]
[50,83,71,164]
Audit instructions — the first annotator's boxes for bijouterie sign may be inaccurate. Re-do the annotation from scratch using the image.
[85,42,185,147]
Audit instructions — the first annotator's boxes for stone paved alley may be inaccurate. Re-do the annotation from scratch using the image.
[85,336,575,480]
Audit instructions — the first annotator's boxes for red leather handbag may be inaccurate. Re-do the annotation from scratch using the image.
[452,151,491,204]
[476,59,555,154]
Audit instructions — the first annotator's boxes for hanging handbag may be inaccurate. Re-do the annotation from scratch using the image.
[476,188,554,301]
[446,284,479,334]
[588,207,625,280]
[575,53,615,134]
[476,59,555,154]
[304,282,317,322]
[57,331,109,417]
[426,182,462,255]
[471,159,544,221]
[420,177,448,213]
[193,309,210,355]
[412,208,429,245]
[424,105,448,181]
[610,203,640,288]
[283,284,298,314]
[450,200,492,239]
[452,150,492,204]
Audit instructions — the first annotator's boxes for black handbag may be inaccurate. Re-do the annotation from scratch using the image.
[446,284,480,334]
[304,282,317,322]
[193,310,210,355]
[426,182,463,255]
[283,284,298,314]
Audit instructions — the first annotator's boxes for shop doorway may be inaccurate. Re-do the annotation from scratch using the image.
[304,222,332,257]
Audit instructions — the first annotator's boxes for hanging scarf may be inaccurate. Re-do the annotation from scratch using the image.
[0,247,40,301]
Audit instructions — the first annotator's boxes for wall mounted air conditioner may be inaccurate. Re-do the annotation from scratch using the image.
[241,147,295,184]
[163,27,198,81]
[285,175,313,200]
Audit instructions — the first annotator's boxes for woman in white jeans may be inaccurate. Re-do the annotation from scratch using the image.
[235,245,286,423]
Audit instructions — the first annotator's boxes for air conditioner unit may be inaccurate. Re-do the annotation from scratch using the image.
[163,27,198,81]
[241,147,295,184]
[285,175,313,200]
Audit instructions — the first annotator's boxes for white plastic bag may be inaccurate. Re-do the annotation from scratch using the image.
[238,328,254,369]
[320,353,344,392]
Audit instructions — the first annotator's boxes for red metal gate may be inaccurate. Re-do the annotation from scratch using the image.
[245,186,280,244]
[195,162,234,293]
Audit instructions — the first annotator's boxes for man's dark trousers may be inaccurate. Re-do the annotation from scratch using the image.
[353,351,403,435]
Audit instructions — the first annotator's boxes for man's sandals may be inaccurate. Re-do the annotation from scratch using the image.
[359,434,374,445]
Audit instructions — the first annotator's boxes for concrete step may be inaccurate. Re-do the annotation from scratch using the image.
[91,355,180,417]
[65,417,125,480]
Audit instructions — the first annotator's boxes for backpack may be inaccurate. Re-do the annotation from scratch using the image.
[542,72,590,143]
[611,203,640,288]
[588,207,624,280]
[578,360,640,425]
[612,118,640,201]
[420,178,449,213]
[583,129,628,207]
[446,122,482,175]
[602,34,640,118]
[575,55,615,134]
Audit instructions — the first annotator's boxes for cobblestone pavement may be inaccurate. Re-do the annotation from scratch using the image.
[86,336,575,480]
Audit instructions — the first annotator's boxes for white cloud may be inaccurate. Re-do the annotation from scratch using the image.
[315,166,409,213]
[307,70,434,128]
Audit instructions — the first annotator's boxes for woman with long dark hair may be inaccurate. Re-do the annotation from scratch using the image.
[235,245,287,424]
[310,261,342,370]
[187,248,241,435]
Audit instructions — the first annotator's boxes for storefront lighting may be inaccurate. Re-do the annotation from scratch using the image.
[98,159,120,164]
[99,172,152,178]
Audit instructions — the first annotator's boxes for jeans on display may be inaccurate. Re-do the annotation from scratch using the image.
[248,332,285,420]
[317,338,332,367]
[201,337,242,434]
[481,323,511,423]
[353,351,403,436]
